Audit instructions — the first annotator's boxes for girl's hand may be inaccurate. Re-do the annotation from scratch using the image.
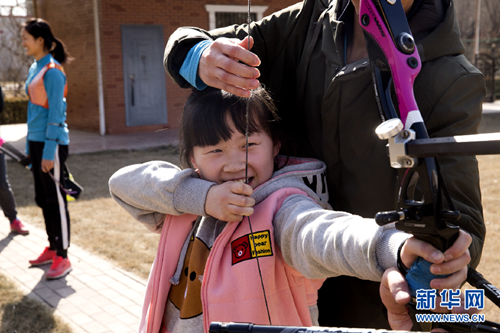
[400,230,471,290]
[41,159,54,173]
[205,181,255,222]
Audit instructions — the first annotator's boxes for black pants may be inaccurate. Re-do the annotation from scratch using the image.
[30,141,70,258]
[0,152,18,222]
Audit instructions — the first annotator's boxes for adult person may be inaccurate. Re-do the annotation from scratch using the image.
[0,85,29,235]
[21,18,73,280]
[163,0,486,329]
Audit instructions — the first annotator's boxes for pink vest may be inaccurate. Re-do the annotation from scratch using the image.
[28,60,68,109]
[140,187,325,333]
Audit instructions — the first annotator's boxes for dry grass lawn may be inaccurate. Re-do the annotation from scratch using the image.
[4,145,500,325]
[0,273,72,333]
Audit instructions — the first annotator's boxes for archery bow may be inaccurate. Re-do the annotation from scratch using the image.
[360,0,500,331]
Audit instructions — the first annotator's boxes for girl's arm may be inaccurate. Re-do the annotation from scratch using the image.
[109,161,215,233]
[273,194,408,282]
[43,68,66,160]
[274,194,471,287]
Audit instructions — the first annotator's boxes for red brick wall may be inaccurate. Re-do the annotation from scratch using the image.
[36,0,299,134]
[35,0,100,133]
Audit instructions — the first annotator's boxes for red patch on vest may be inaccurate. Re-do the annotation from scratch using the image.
[231,230,272,265]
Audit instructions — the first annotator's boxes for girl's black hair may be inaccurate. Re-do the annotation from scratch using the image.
[23,18,73,64]
[180,86,283,169]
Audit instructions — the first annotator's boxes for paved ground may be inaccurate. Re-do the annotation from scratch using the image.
[480,101,500,133]
[0,101,498,333]
[0,219,146,333]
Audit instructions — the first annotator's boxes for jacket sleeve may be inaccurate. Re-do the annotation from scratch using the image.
[417,57,486,269]
[273,194,410,281]
[42,68,66,160]
[108,161,215,233]
[164,1,308,88]
[0,85,4,113]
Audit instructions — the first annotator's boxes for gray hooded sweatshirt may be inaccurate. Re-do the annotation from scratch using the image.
[109,157,409,282]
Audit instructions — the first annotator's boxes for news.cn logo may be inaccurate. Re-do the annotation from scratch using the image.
[415,289,486,324]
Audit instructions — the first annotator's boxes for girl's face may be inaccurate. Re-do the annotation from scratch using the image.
[21,28,46,60]
[191,116,280,189]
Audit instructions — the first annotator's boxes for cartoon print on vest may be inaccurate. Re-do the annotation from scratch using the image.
[169,236,210,319]
[233,242,248,259]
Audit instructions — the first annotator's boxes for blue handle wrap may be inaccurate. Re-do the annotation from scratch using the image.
[406,257,450,297]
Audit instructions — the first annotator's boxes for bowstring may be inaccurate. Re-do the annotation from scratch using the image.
[245,0,272,325]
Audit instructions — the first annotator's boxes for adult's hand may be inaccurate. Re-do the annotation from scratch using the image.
[380,268,413,331]
[199,36,261,98]
[205,181,255,222]
[381,267,481,332]
[41,159,54,173]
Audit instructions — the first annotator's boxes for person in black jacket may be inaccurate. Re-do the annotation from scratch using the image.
[162,0,485,330]
[0,85,29,235]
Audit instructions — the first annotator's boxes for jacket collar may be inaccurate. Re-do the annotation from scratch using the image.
[35,54,53,68]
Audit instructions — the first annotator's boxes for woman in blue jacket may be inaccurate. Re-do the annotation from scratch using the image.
[22,18,73,280]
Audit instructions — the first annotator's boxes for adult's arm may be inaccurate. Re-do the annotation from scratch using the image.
[0,85,4,113]
[43,68,66,161]
[164,0,319,92]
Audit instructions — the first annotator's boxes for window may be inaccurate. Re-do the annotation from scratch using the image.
[204,5,268,30]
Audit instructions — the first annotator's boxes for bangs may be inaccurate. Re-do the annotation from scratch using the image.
[185,89,270,148]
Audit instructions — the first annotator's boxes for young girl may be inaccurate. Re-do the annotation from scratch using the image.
[22,18,73,279]
[109,87,470,333]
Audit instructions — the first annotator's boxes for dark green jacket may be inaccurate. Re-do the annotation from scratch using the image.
[0,85,4,114]
[165,0,485,266]
[164,0,485,327]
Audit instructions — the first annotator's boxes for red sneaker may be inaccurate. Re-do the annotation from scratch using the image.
[29,247,56,266]
[46,256,72,280]
[10,218,29,235]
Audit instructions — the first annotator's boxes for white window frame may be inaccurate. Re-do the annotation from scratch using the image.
[204,4,268,30]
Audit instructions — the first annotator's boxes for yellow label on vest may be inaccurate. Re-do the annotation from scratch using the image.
[231,230,273,265]
[249,231,273,258]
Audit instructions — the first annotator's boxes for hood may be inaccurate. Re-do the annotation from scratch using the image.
[330,0,465,62]
[409,0,465,62]
[252,156,331,209]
